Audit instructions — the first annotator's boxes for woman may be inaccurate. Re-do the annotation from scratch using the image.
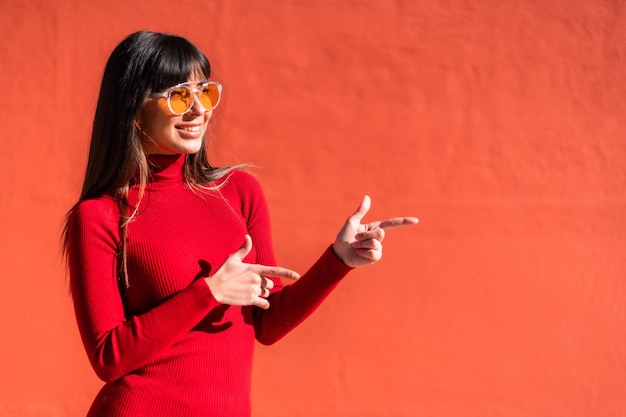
[63,30,417,417]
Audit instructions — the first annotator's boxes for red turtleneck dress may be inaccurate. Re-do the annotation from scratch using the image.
[67,155,351,416]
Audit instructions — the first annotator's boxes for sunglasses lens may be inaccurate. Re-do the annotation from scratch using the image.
[198,84,221,111]
[169,87,193,114]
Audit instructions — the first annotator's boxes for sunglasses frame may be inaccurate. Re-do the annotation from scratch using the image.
[150,81,223,115]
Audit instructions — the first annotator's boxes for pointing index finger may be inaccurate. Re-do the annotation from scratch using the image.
[255,265,301,281]
[378,216,419,230]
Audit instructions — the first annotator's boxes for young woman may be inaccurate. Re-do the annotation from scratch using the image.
[63,30,417,417]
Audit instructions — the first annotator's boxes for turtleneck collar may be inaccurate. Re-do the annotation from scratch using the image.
[146,154,186,184]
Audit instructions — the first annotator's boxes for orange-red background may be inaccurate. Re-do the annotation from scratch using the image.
[1,1,625,416]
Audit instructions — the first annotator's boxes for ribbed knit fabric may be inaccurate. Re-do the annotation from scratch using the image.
[67,154,352,417]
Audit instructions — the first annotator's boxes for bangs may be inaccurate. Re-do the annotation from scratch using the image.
[149,36,212,91]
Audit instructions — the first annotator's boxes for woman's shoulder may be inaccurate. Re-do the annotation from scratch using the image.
[74,194,117,210]
[218,168,265,195]
[69,195,119,227]
[66,195,121,248]
[214,168,270,216]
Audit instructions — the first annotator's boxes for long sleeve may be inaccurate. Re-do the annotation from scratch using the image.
[68,198,220,382]
[231,173,353,345]
[66,156,352,417]
[254,246,352,345]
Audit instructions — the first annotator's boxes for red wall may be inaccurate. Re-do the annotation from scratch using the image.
[1,1,625,416]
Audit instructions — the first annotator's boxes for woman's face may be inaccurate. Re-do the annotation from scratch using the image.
[136,75,213,156]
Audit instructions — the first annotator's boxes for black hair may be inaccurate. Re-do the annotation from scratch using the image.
[82,30,214,201]
[63,31,240,287]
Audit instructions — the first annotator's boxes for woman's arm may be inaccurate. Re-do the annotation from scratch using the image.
[68,199,220,382]
[243,181,417,344]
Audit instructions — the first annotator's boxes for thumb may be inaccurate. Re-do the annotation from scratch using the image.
[350,195,371,222]
[231,234,253,261]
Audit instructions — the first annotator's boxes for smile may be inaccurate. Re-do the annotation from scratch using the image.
[177,125,203,132]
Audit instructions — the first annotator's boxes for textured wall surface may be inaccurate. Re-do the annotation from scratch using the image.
[0,1,625,416]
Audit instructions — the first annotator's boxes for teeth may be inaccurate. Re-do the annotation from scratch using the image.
[179,125,201,132]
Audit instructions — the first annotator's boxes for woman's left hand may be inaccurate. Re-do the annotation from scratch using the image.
[332,196,419,268]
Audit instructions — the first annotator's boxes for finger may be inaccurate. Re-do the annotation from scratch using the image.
[255,265,300,281]
[252,296,270,310]
[261,277,274,291]
[355,248,382,263]
[355,227,385,242]
[349,195,371,223]
[351,238,383,251]
[378,217,419,230]
[231,234,253,261]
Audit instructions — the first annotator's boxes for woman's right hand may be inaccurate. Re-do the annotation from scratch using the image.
[204,235,300,310]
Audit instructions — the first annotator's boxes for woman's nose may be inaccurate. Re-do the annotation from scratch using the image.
[187,93,210,115]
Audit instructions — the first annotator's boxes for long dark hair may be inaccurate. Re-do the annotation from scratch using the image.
[62,31,238,287]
